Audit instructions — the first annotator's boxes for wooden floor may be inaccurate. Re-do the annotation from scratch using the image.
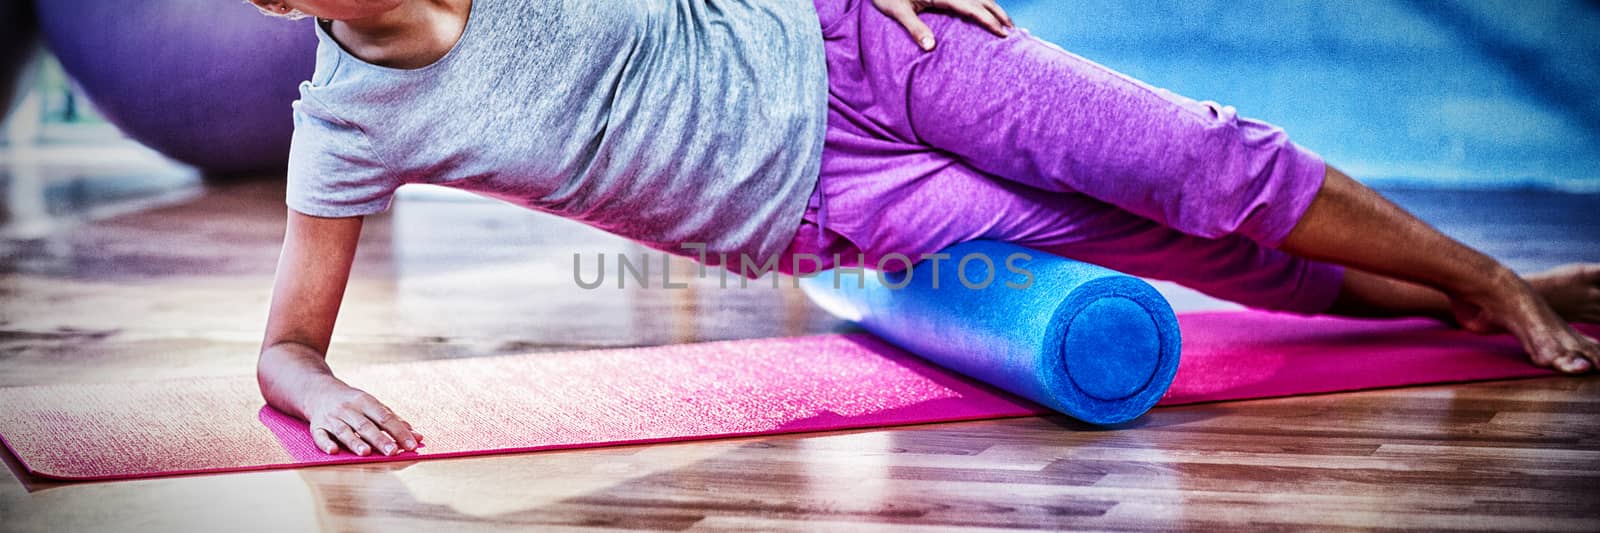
[1,177,1598,532]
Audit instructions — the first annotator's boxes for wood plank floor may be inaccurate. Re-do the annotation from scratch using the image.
[1,178,1597,532]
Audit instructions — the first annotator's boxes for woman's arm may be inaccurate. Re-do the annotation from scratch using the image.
[258,210,420,456]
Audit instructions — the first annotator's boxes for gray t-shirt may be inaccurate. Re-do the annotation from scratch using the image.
[286,0,828,266]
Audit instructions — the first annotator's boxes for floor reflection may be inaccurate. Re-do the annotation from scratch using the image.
[387,444,737,518]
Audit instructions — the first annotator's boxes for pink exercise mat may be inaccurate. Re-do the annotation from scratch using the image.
[0,311,1580,481]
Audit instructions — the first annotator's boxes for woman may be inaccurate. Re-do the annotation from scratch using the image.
[247,0,1600,457]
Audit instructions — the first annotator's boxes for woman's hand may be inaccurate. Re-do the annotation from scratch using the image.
[300,378,421,456]
[258,341,423,457]
[871,0,1016,51]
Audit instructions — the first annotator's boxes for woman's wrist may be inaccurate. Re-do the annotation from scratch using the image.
[257,342,343,420]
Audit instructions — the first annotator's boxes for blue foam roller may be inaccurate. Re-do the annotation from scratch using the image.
[799,240,1182,424]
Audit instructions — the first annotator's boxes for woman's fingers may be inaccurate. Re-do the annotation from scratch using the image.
[361,400,419,452]
[875,0,937,50]
[321,418,371,456]
[311,427,341,455]
[947,0,1008,37]
[339,408,400,456]
[310,402,420,456]
[982,0,1015,30]
[874,0,1017,52]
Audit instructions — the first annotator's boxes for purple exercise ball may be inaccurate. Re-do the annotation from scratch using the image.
[33,0,317,175]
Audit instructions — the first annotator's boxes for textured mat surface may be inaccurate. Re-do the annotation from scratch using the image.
[0,312,1576,481]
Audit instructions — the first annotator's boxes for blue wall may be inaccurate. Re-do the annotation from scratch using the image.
[1000,0,1600,191]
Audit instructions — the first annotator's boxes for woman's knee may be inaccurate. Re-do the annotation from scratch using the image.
[1166,111,1327,248]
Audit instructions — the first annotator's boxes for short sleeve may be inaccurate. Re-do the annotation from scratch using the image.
[284,94,399,218]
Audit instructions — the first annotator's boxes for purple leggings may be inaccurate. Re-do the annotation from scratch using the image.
[778,0,1346,314]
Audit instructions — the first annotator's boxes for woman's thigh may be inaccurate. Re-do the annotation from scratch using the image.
[799,0,1343,312]
[817,1,1327,248]
[792,151,1344,314]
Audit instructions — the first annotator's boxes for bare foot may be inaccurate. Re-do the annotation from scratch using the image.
[1454,264,1600,332]
[1528,264,1600,325]
[1449,268,1599,374]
